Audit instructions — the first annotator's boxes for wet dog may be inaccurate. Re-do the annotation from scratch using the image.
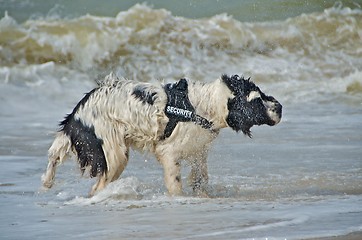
[42,74,282,196]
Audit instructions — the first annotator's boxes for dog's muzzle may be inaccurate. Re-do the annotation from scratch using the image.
[266,100,282,126]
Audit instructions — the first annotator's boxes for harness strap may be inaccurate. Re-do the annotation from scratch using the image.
[161,78,213,140]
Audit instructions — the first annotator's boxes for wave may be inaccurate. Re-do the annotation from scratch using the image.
[0,3,361,106]
[1,4,361,76]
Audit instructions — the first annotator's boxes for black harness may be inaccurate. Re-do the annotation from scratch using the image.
[161,78,213,140]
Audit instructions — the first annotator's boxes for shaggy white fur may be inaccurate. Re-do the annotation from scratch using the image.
[42,73,282,196]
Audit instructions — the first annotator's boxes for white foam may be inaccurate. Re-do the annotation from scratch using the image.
[64,177,142,205]
[0,11,18,29]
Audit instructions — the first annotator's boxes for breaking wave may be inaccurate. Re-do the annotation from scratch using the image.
[0,3,361,104]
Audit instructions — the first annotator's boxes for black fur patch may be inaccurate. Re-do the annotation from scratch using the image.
[175,176,181,182]
[60,89,107,177]
[222,74,278,137]
[226,97,265,137]
[222,74,256,96]
[72,89,97,115]
[59,88,97,132]
[132,86,157,105]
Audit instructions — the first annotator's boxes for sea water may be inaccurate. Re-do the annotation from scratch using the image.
[0,1,361,239]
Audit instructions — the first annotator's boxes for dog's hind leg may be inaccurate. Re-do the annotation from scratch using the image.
[90,174,107,197]
[42,132,71,188]
[109,146,129,182]
[89,136,129,196]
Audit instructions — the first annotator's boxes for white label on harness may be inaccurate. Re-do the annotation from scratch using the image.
[166,106,193,119]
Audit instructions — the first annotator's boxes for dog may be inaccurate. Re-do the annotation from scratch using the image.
[42,73,282,196]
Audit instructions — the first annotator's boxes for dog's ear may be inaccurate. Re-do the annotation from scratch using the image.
[226,97,253,137]
[222,74,250,96]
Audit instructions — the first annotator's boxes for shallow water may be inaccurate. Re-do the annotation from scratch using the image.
[1,2,362,240]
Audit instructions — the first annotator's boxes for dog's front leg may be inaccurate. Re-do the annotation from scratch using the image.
[158,155,182,196]
[189,153,209,197]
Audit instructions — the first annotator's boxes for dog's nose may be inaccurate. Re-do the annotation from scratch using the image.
[266,101,282,126]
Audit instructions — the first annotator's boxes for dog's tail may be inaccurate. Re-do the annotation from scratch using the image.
[41,132,72,189]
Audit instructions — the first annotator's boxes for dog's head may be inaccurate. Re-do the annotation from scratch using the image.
[222,74,282,137]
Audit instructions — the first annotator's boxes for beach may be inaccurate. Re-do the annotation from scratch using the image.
[306,232,362,240]
[0,1,361,239]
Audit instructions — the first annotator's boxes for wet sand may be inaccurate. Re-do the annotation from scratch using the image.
[306,232,362,240]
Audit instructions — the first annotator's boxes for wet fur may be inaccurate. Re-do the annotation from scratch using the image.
[42,74,282,196]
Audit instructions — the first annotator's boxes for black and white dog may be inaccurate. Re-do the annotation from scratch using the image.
[42,74,282,196]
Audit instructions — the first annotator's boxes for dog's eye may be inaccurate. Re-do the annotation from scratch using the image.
[246,91,261,102]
